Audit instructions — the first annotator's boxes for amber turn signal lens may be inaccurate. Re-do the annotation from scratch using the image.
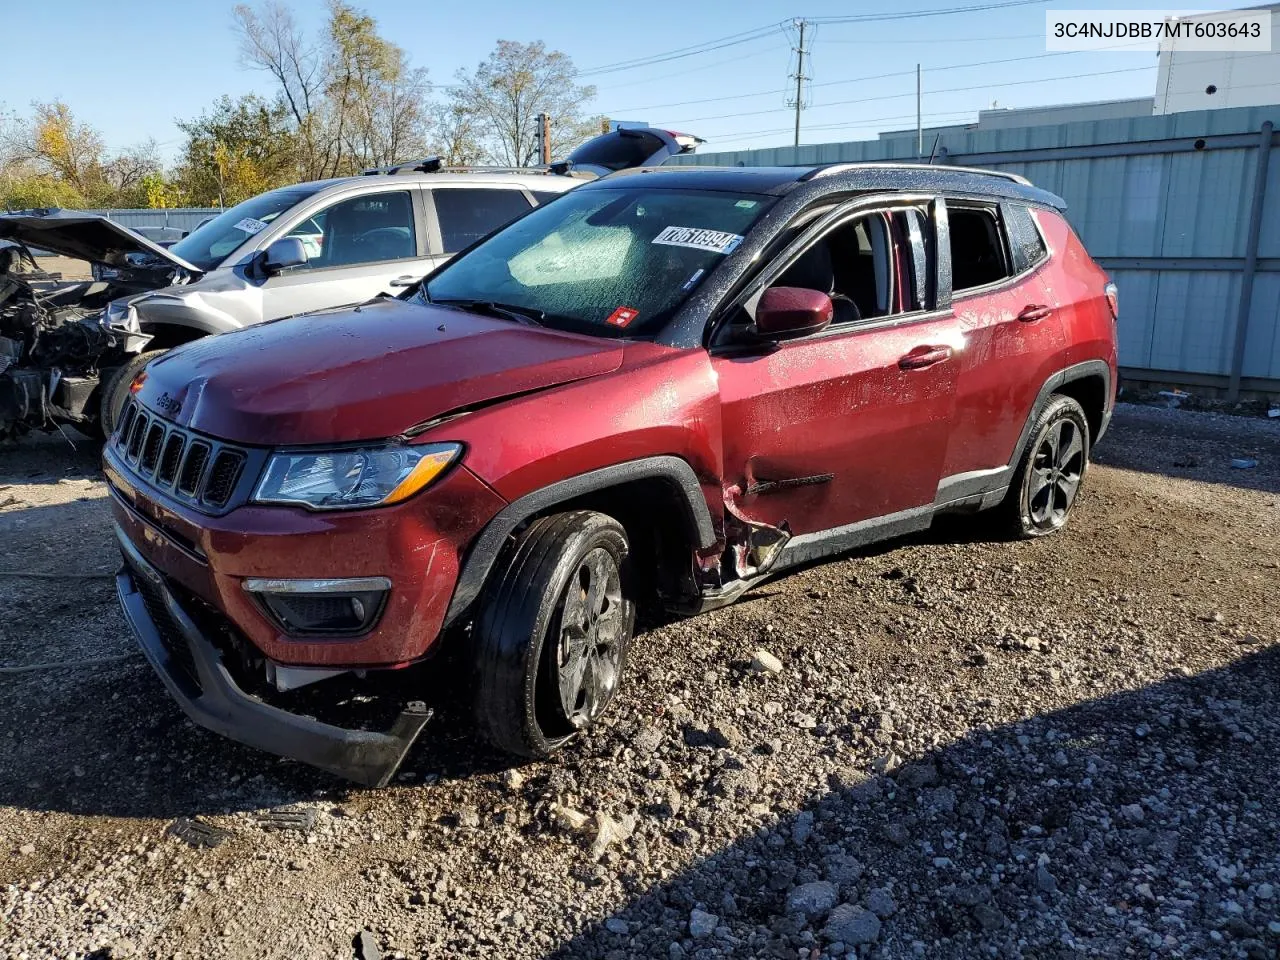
[384,448,461,505]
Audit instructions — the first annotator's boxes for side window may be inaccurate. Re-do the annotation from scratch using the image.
[773,212,911,325]
[531,190,565,205]
[433,188,534,253]
[1002,203,1049,274]
[948,205,1012,293]
[293,191,416,269]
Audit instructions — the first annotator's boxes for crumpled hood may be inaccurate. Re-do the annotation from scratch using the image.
[135,298,626,445]
[0,212,200,274]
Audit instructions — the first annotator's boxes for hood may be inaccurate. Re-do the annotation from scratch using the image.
[0,212,201,274]
[135,298,626,446]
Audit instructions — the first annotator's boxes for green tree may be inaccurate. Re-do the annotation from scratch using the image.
[173,94,298,206]
[453,41,598,166]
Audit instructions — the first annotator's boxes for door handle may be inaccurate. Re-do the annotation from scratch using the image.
[389,275,419,287]
[899,345,953,370]
[1017,304,1053,323]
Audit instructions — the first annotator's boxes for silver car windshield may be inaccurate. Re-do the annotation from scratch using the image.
[168,186,325,272]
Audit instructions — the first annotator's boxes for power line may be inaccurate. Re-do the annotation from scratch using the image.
[596,42,789,93]
[575,23,784,78]
[808,0,1051,24]
[663,64,1156,126]
[605,41,1161,116]
[576,0,1055,80]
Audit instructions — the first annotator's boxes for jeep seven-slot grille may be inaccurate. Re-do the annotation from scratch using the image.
[114,399,250,510]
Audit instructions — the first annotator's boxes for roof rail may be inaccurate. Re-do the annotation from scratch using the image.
[361,156,443,175]
[361,158,560,177]
[801,161,1031,186]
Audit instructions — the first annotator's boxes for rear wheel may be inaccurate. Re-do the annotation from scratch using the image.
[472,511,635,758]
[995,394,1090,538]
[100,349,167,437]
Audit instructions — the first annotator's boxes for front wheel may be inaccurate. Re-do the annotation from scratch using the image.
[995,394,1091,538]
[99,349,167,437]
[472,511,635,758]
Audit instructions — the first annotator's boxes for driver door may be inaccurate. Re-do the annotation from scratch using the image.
[258,187,432,321]
[713,203,962,539]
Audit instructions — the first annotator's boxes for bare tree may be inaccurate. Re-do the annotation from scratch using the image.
[232,0,326,177]
[454,41,598,166]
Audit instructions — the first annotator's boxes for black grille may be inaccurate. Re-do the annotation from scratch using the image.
[140,422,165,472]
[126,411,148,459]
[113,399,252,512]
[203,451,245,507]
[117,402,137,444]
[157,433,185,485]
[178,442,210,496]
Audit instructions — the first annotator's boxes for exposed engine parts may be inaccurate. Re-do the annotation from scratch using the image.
[2,247,125,439]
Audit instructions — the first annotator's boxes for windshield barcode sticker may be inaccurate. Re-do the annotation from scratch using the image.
[233,217,269,235]
[653,226,744,255]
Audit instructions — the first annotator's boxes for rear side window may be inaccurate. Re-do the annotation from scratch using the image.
[433,188,533,253]
[949,205,1011,293]
[531,191,565,205]
[1003,203,1049,273]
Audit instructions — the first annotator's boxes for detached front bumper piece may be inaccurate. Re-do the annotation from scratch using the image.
[115,529,431,787]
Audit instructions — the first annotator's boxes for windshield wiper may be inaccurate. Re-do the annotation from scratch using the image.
[432,298,546,327]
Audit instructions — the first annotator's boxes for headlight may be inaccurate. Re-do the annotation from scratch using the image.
[252,442,462,510]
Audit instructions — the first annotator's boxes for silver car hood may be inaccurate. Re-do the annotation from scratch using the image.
[0,212,201,274]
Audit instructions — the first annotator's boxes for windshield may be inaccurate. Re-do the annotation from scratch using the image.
[423,186,773,337]
[168,186,324,272]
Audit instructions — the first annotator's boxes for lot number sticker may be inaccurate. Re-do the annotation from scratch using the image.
[653,226,744,255]
[234,217,270,235]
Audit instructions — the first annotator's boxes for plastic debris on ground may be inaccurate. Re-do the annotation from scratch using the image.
[1230,458,1259,469]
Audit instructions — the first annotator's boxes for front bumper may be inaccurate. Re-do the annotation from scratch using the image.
[116,526,431,786]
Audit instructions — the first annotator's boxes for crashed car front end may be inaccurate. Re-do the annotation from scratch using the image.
[0,212,196,440]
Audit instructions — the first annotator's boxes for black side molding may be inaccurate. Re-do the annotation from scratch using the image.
[443,455,717,627]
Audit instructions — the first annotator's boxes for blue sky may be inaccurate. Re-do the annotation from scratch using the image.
[4,0,1178,162]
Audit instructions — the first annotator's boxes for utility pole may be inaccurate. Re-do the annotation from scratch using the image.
[916,64,923,158]
[536,113,551,166]
[788,19,809,148]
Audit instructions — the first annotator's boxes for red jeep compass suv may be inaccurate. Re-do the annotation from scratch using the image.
[106,163,1118,785]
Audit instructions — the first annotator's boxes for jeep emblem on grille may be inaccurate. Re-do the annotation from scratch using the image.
[156,392,182,416]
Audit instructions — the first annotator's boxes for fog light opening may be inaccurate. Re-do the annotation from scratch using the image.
[243,577,391,637]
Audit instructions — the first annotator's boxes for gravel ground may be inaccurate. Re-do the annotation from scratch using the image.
[1,403,1278,960]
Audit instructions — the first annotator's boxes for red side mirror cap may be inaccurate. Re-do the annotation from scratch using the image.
[754,286,834,340]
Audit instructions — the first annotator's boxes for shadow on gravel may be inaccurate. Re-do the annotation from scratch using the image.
[552,646,1280,959]
[1094,405,1280,495]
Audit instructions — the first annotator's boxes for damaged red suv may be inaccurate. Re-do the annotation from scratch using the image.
[106,163,1117,785]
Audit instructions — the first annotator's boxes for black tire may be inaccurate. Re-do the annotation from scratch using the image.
[994,394,1091,539]
[99,349,167,438]
[473,511,635,758]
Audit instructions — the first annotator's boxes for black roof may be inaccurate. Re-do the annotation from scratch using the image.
[586,162,1066,210]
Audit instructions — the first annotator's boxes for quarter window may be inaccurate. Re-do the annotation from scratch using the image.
[433,188,534,253]
[1003,203,1049,273]
[949,205,1012,293]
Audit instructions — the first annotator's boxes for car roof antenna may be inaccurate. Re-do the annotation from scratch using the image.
[927,135,941,165]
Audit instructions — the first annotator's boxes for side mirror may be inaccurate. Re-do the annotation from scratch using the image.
[262,237,308,274]
[753,286,833,340]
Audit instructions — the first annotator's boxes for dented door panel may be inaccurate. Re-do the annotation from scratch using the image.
[713,314,962,537]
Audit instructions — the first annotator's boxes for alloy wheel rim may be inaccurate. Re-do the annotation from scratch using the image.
[1029,419,1084,526]
[555,547,624,728]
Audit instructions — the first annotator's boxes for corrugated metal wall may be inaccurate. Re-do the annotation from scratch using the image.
[87,208,223,233]
[671,105,1280,392]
